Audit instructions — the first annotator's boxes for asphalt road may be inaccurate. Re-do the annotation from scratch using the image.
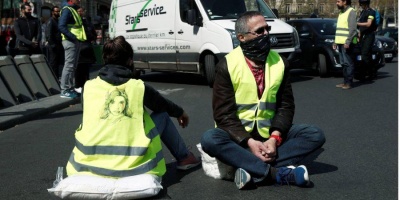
[0,59,398,200]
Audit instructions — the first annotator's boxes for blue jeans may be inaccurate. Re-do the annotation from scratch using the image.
[338,44,354,84]
[151,112,189,161]
[201,124,325,182]
[60,40,81,93]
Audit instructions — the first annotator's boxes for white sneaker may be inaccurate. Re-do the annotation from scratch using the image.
[234,168,251,189]
[74,87,82,93]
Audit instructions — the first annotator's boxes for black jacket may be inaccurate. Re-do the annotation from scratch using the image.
[13,16,41,48]
[78,18,97,64]
[212,54,294,146]
[46,17,62,48]
[97,64,184,118]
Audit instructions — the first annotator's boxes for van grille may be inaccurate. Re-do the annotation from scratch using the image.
[269,33,294,49]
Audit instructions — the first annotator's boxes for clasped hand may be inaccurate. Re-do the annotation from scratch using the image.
[248,138,276,162]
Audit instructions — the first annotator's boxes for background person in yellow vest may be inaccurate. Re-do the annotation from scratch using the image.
[66,36,200,179]
[357,0,377,80]
[201,11,325,190]
[58,0,85,98]
[333,0,358,89]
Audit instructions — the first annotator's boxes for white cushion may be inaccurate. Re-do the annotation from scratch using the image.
[196,143,235,180]
[48,174,162,199]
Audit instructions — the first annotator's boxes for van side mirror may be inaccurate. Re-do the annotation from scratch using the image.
[187,9,197,25]
[272,9,279,18]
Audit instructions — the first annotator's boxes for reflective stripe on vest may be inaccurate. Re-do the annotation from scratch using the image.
[61,6,87,41]
[226,47,284,138]
[66,77,166,178]
[335,7,357,44]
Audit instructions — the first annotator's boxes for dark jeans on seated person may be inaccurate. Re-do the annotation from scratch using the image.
[201,124,325,182]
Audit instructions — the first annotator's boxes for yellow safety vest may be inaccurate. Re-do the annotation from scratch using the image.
[61,6,87,41]
[66,77,166,178]
[226,47,284,138]
[335,7,357,44]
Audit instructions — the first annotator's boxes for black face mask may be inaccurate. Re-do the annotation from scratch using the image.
[240,34,271,63]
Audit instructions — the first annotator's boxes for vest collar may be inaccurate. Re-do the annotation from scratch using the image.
[98,64,134,85]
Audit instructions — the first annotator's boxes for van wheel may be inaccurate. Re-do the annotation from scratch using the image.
[318,54,328,77]
[204,54,216,87]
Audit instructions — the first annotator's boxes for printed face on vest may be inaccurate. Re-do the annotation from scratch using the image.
[109,96,126,116]
[100,89,132,120]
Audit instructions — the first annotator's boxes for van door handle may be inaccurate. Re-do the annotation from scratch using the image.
[169,30,174,35]
[178,30,184,34]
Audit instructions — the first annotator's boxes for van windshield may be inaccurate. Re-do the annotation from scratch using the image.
[200,0,276,20]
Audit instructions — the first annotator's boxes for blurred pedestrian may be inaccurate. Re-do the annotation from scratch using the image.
[333,0,358,89]
[357,0,377,79]
[200,11,325,190]
[13,2,41,56]
[74,7,96,93]
[46,6,64,80]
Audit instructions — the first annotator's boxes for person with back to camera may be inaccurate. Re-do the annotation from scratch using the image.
[357,0,378,80]
[333,0,358,90]
[13,2,41,55]
[200,11,326,190]
[66,36,201,180]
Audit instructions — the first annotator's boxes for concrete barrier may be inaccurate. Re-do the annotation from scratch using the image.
[30,54,61,95]
[13,55,50,98]
[0,56,35,104]
[0,75,18,108]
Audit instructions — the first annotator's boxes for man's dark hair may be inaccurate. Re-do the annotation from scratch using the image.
[235,11,263,34]
[20,3,30,11]
[102,36,134,67]
[345,0,352,6]
[51,6,59,12]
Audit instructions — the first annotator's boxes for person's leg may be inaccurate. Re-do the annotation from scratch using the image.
[339,45,354,86]
[201,128,270,181]
[273,124,325,168]
[337,45,347,85]
[60,40,81,93]
[48,46,58,79]
[151,112,190,161]
[74,63,84,88]
[361,34,376,77]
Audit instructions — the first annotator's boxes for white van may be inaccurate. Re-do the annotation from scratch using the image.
[109,0,300,86]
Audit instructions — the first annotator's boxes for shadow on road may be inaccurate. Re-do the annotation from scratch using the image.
[145,162,202,199]
[39,110,82,120]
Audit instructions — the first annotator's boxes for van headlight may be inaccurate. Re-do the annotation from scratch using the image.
[293,28,300,49]
[226,29,240,48]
